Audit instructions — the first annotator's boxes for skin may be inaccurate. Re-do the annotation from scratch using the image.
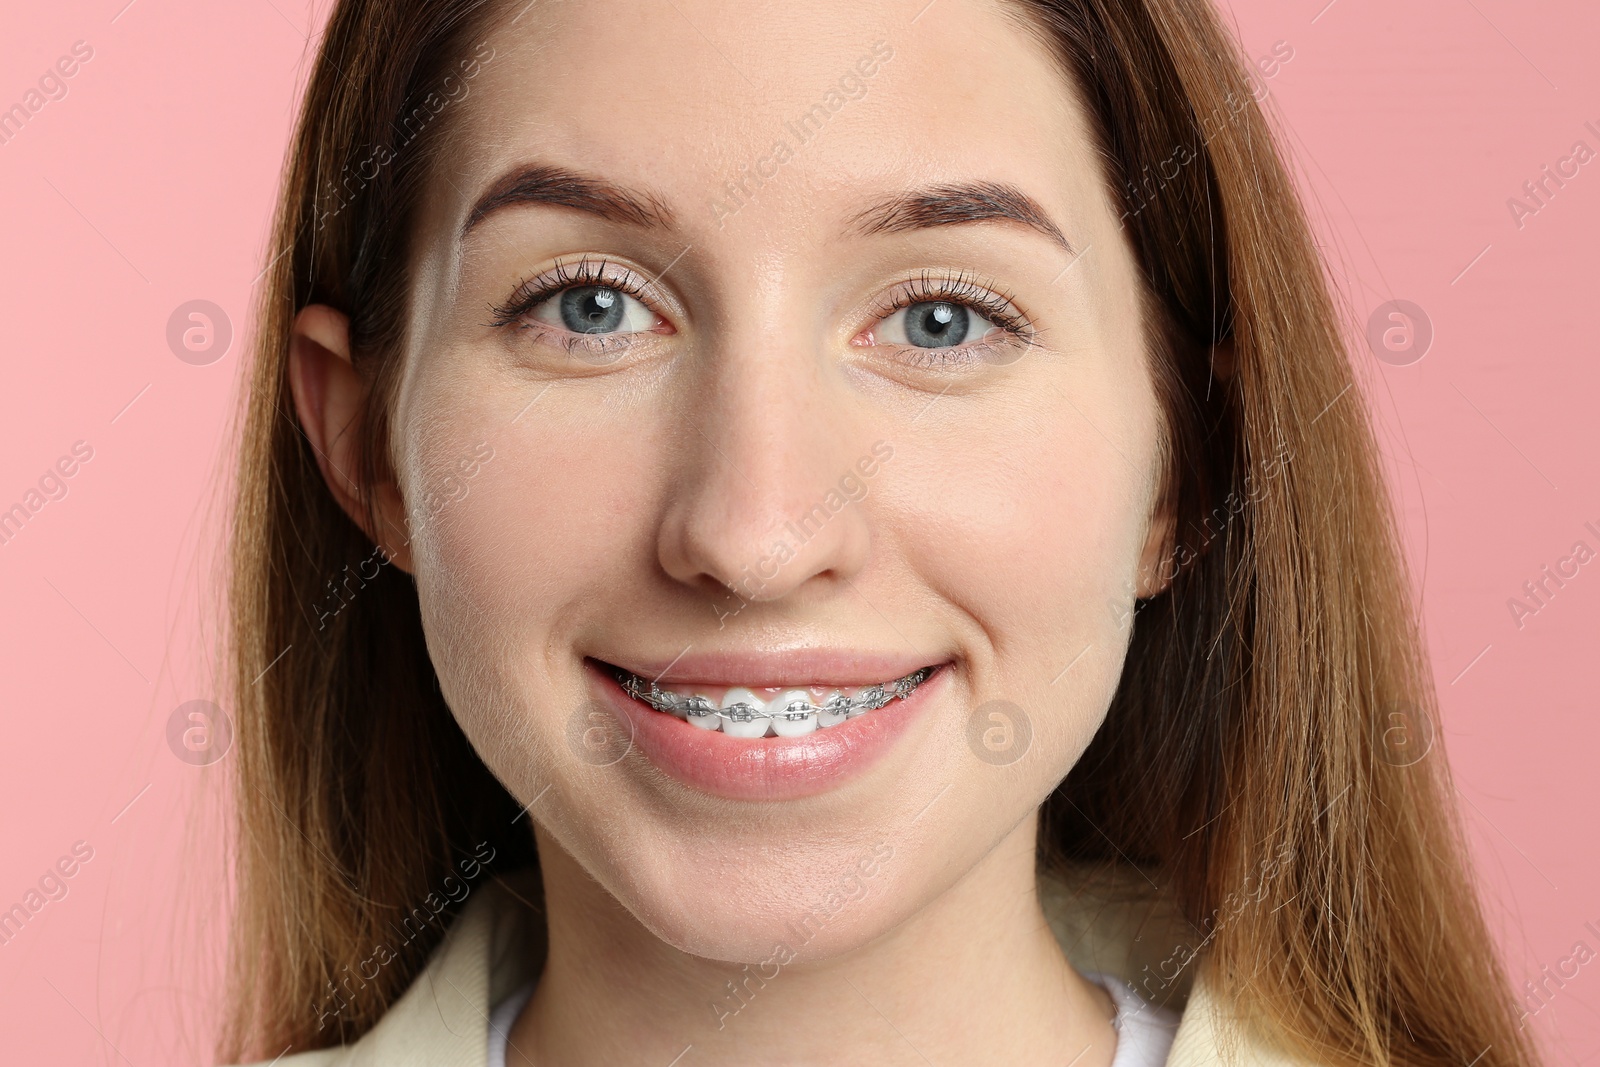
[288,0,1181,1062]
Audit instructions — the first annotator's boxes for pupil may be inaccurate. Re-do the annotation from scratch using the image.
[560,286,626,334]
[905,301,968,348]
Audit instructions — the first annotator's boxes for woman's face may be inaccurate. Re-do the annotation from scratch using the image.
[383,0,1167,959]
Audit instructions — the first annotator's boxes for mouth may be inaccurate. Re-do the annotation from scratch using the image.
[597,661,937,738]
[586,655,951,801]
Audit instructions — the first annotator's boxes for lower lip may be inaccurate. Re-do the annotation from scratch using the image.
[589,662,948,801]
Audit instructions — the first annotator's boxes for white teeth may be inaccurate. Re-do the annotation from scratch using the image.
[769,690,818,737]
[816,690,849,728]
[682,694,721,729]
[720,688,772,738]
[615,665,934,737]
[685,705,722,731]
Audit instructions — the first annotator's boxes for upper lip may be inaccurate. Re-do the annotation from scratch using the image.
[592,648,946,689]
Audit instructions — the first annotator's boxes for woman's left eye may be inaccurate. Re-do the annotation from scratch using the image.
[529,284,659,336]
[873,300,1004,349]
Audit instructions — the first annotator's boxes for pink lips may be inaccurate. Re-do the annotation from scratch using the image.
[587,652,949,801]
[605,649,940,689]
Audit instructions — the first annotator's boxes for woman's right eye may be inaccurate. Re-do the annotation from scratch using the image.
[528,284,660,337]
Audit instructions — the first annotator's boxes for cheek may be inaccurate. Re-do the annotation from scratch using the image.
[882,368,1161,763]
[395,386,627,691]
[408,428,646,642]
[398,405,664,807]
[897,399,1157,648]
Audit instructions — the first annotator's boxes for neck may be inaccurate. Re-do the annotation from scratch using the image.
[511,813,1119,1066]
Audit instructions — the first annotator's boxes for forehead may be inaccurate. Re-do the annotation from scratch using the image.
[425,0,1109,251]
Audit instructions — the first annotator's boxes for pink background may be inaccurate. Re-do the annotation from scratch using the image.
[0,0,1594,1062]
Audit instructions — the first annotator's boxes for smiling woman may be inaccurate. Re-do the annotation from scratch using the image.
[219,2,1534,1066]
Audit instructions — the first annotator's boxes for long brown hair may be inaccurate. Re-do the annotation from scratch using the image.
[221,1,1536,1064]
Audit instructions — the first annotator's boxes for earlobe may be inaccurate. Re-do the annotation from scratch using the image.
[1134,498,1178,599]
[286,304,414,573]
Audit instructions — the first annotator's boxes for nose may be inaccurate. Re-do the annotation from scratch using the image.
[655,311,873,610]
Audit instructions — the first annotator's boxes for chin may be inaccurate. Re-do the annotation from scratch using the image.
[603,843,918,965]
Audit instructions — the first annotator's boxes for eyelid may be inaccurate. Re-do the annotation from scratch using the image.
[869,270,1031,335]
[488,254,680,331]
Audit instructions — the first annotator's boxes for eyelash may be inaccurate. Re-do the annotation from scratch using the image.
[486,256,665,359]
[486,257,1038,365]
[863,269,1038,367]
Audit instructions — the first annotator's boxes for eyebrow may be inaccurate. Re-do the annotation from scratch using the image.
[461,164,1074,256]
[461,163,677,238]
[845,181,1075,255]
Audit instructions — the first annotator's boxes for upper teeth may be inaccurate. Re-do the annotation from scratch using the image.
[614,666,933,737]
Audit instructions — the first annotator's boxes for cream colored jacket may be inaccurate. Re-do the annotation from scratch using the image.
[239,869,1312,1066]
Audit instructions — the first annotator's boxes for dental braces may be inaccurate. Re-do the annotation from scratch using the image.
[616,666,935,724]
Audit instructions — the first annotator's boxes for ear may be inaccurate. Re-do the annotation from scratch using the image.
[286,304,414,574]
[1133,481,1177,600]
[1132,338,1234,598]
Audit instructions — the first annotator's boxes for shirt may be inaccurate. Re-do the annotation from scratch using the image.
[231,866,1320,1066]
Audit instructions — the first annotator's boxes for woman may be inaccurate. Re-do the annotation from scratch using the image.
[220,0,1535,1064]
